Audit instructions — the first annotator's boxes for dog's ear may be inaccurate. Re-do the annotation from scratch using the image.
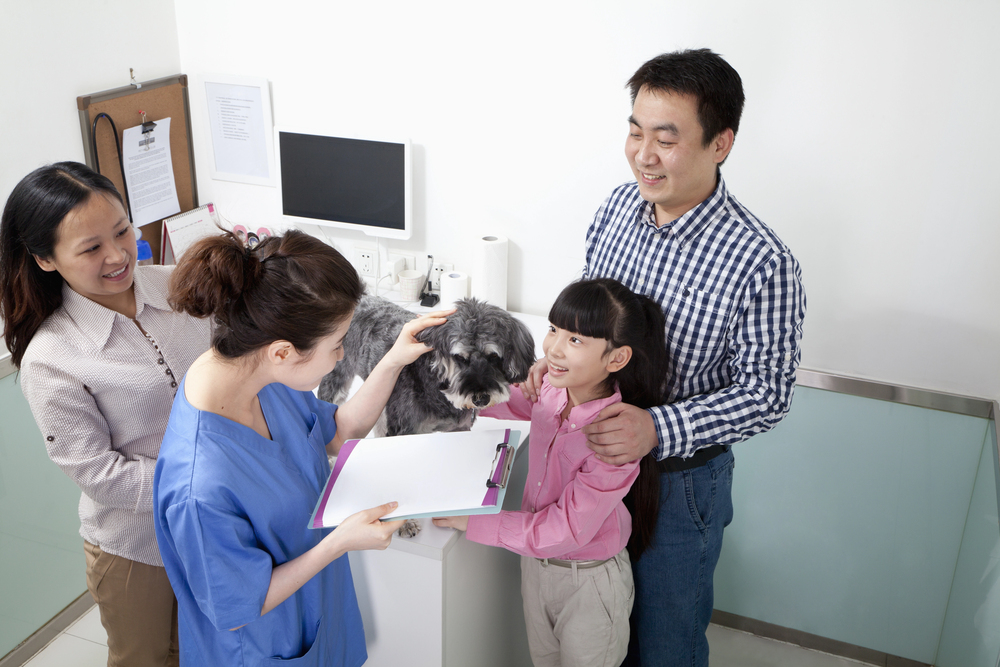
[416,315,452,350]
[502,317,536,382]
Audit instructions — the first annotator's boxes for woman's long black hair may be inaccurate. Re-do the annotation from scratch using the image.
[0,162,125,368]
[548,278,668,558]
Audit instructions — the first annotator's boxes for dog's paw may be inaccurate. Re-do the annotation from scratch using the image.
[397,518,422,538]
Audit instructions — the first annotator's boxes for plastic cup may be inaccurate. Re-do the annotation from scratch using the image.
[398,269,426,302]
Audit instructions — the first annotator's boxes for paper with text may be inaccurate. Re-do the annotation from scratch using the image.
[206,81,270,181]
[123,117,181,226]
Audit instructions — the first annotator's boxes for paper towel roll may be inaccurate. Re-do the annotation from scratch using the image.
[439,271,469,306]
[471,235,508,309]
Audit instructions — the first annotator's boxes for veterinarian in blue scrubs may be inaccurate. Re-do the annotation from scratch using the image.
[154,229,452,666]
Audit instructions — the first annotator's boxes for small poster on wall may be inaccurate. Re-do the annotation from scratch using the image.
[202,74,275,186]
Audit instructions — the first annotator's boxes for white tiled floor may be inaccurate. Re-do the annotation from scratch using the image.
[21,607,875,667]
[705,625,876,667]
[23,606,107,667]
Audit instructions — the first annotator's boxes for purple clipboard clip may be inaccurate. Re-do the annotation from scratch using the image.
[482,430,515,507]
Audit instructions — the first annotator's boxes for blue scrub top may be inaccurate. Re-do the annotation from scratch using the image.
[154,379,366,667]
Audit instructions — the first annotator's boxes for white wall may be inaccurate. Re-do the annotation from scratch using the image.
[0,0,182,358]
[4,0,997,404]
[0,1,182,202]
[173,0,1000,403]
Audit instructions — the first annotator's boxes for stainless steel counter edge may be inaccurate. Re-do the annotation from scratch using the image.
[797,369,996,419]
[0,353,13,381]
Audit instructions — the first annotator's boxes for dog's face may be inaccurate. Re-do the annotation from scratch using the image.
[416,298,535,411]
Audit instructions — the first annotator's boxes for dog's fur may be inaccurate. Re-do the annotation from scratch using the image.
[319,295,536,437]
[318,295,535,538]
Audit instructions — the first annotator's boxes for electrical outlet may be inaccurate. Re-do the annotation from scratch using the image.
[354,248,375,277]
[430,262,454,291]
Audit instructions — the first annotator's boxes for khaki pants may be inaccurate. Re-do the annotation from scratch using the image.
[84,541,179,667]
[520,549,634,667]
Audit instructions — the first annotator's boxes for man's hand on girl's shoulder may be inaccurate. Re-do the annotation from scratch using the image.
[584,403,658,465]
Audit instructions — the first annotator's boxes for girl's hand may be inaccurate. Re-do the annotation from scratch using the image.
[432,515,469,532]
[332,502,406,552]
[517,358,549,403]
[384,309,456,367]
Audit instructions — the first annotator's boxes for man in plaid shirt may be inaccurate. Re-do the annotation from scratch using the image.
[527,49,805,666]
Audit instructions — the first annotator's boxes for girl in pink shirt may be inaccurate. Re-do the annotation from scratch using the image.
[434,278,667,667]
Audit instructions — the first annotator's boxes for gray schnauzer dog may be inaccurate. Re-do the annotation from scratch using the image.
[318,295,535,537]
[319,295,536,436]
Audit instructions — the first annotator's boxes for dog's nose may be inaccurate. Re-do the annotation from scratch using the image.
[472,393,491,408]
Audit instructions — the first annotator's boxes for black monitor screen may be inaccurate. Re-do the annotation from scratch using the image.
[278,132,405,231]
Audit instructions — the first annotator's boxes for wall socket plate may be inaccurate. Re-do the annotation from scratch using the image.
[353,247,375,277]
[430,262,454,291]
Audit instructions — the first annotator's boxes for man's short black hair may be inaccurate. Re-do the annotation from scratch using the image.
[627,49,745,147]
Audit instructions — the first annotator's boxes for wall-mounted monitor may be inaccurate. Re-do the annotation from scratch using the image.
[274,128,411,240]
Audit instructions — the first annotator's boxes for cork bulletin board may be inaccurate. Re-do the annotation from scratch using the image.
[77,74,198,263]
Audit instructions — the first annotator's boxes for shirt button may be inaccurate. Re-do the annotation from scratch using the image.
[571,424,576,429]
[537,482,541,487]
[46,435,54,442]
[170,381,177,388]
[157,359,164,364]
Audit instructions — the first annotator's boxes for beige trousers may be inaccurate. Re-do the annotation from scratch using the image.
[520,549,634,667]
[84,541,179,667]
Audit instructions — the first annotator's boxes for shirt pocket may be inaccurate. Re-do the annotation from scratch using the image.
[664,283,733,356]
[556,437,593,479]
[253,616,328,666]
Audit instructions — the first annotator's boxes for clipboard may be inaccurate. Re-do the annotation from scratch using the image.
[309,429,522,529]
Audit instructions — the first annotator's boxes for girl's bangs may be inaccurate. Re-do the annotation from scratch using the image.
[548,282,614,340]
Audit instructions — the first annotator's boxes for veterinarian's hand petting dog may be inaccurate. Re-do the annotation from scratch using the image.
[386,308,457,366]
[432,515,469,532]
[321,297,536,437]
[329,308,455,454]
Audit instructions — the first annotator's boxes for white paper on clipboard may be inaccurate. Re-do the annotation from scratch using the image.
[122,117,181,226]
[160,204,222,264]
[310,429,523,528]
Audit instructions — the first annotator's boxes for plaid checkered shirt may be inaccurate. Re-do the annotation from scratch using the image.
[584,176,806,460]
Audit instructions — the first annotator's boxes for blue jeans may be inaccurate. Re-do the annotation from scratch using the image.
[624,447,735,667]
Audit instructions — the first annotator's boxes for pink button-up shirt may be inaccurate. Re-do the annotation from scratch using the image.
[465,378,639,561]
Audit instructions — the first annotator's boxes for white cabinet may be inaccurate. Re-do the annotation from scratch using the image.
[349,421,533,667]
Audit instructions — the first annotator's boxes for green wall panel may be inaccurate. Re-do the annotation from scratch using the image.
[936,421,1000,667]
[0,372,86,657]
[714,386,990,664]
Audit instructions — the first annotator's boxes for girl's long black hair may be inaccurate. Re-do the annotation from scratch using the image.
[548,278,667,559]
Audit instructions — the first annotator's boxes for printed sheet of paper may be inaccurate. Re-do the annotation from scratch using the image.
[122,118,181,226]
[313,429,517,528]
[205,80,271,183]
